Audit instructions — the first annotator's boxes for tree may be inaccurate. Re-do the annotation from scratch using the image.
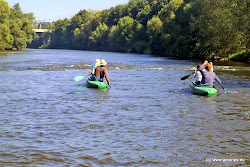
[190,0,249,59]
[158,0,184,24]
[106,5,127,26]
[131,23,148,53]
[39,0,249,61]
[108,16,138,52]
[72,10,101,50]
[0,0,10,24]
[9,19,27,50]
[136,4,152,26]
[147,16,163,55]
[0,0,35,50]
[89,22,109,50]
[126,0,149,19]
[0,24,13,50]
[49,18,70,48]
[150,0,169,16]
[0,0,13,50]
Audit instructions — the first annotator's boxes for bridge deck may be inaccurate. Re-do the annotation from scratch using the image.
[33,29,52,33]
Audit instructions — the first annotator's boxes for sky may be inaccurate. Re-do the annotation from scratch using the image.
[5,0,129,21]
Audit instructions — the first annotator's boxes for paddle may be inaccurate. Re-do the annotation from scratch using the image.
[74,76,85,82]
[218,82,228,93]
[107,81,111,89]
[181,72,194,80]
[74,73,92,82]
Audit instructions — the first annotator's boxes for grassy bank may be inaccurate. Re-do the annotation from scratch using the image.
[229,50,250,62]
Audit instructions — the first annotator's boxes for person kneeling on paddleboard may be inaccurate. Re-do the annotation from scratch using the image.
[91,59,100,75]
[194,64,202,85]
[199,60,221,86]
[91,59,110,86]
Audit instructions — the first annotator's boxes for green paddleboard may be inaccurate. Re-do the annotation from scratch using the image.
[86,77,109,89]
[190,81,217,96]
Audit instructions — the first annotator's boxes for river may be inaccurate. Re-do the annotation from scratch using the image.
[0,49,249,166]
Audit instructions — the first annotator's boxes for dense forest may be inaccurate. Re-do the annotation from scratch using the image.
[0,0,35,50]
[1,0,249,61]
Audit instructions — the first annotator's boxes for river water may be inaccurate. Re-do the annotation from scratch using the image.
[0,49,249,166]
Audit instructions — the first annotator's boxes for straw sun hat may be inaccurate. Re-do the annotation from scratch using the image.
[100,59,107,66]
[95,59,101,66]
[95,59,100,63]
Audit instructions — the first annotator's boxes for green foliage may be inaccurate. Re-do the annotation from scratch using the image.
[49,18,70,49]
[158,0,184,23]
[0,0,35,51]
[190,0,248,60]
[71,10,102,50]
[147,16,163,54]
[1,0,248,61]
[36,0,248,62]
[89,23,109,50]
[27,34,43,48]
[0,24,13,50]
[126,0,149,19]
[136,4,152,26]
[106,5,126,26]
[108,16,140,52]
[0,0,10,24]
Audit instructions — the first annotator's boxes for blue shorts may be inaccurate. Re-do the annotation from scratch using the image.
[90,76,104,82]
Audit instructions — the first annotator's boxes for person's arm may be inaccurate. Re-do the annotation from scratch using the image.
[91,65,96,75]
[91,69,95,75]
[210,62,213,72]
[214,74,221,83]
[104,68,110,85]
[194,69,197,77]
[199,64,205,71]
[199,60,208,70]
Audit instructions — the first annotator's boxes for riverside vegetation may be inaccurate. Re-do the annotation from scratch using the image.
[0,0,35,50]
[1,0,249,62]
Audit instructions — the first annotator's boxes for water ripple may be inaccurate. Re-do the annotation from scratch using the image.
[0,49,249,166]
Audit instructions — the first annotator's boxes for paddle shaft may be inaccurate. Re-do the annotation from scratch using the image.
[181,72,194,80]
[218,82,227,92]
[107,82,111,88]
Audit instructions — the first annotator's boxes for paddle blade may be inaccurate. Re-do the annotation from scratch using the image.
[218,82,230,93]
[74,76,84,82]
[181,74,191,80]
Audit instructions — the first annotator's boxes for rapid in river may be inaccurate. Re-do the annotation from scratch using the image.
[0,49,249,166]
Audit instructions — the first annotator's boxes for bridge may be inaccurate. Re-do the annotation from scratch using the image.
[33,29,52,34]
